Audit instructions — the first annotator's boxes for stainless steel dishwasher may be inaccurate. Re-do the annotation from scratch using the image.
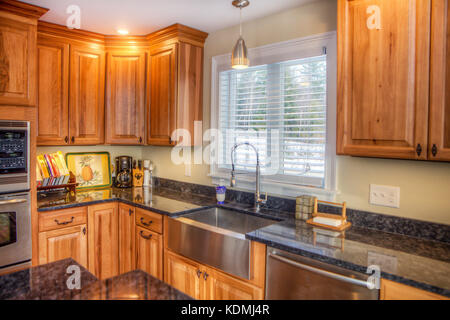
[266,247,379,300]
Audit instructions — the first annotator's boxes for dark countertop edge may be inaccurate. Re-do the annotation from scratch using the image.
[37,196,449,298]
[245,233,450,298]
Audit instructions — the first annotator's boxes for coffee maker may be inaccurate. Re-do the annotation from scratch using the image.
[115,156,132,188]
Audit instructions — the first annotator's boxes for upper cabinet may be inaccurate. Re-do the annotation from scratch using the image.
[0,1,47,106]
[429,0,450,161]
[106,50,146,145]
[69,44,105,145]
[337,0,431,160]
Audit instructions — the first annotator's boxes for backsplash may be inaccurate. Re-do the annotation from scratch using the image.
[154,176,450,243]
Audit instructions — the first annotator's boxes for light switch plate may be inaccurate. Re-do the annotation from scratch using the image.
[369,184,400,208]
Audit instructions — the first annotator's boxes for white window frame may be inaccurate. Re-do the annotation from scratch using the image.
[210,32,337,200]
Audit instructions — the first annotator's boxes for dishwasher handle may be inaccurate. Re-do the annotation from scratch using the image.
[268,253,370,288]
[0,198,27,205]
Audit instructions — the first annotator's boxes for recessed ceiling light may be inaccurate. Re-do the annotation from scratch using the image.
[117,29,129,35]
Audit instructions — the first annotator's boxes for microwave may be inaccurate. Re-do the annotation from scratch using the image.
[0,121,30,194]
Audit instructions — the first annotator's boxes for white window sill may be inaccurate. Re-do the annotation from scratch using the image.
[210,172,338,201]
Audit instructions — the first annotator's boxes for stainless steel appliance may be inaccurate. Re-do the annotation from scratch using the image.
[266,247,379,300]
[0,120,30,193]
[168,207,276,279]
[0,192,31,271]
[115,156,132,188]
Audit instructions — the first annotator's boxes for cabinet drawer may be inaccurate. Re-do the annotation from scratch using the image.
[135,208,162,234]
[39,207,87,232]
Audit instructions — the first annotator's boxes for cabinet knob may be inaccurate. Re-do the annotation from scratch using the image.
[416,144,422,157]
[129,209,133,216]
[196,270,202,278]
[64,136,69,144]
[82,227,86,235]
[139,137,143,143]
[71,136,75,143]
[203,271,209,280]
[432,144,438,157]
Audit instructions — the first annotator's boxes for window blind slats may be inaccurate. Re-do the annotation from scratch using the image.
[218,55,327,186]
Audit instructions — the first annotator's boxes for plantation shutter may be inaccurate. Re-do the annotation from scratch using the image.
[218,55,327,187]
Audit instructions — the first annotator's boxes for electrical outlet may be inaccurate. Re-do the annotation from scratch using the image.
[369,184,400,208]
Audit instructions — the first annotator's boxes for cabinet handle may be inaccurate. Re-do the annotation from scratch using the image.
[54,216,74,225]
[139,137,143,143]
[139,230,152,240]
[196,270,202,278]
[82,227,86,235]
[203,271,209,280]
[140,217,153,227]
[416,144,422,157]
[64,136,69,144]
[169,137,172,144]
[71,136,75,143]
[432,144,438,157]
[129,209,133,216]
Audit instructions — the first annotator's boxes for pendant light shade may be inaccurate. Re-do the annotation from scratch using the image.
[231,0,250,69]
[232,36,249,69]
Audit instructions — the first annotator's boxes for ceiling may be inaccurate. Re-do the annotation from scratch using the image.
[22,0,314,35]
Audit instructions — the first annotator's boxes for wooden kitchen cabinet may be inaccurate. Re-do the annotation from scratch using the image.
[36,35,69,145]
[0,3,47,106]
[429,0,450,161]
[118,203,135,274]
[106,50,146,145]
[38,224,88,268]
[380,279,448,300]
[136,226,163,280]
[337,0,431,159]
[165,250,202,299]
[88,202,118,279]
[69,44,105,145]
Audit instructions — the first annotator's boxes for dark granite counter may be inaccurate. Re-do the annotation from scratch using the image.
[0,258,191,300]
[36,184,450,298]
[38,186,216,216]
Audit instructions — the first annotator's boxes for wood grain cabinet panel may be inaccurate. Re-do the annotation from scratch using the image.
[88,202,118,279]
[118,203,135,274]
[381,279,448,300]
[106,51,146,145]
[164,250,201,299]
[38,224,88,268]
[0,13,37,106]
[69,45,105,145]
[136,226,163,280]
[148,44,177,146]
[429,0,450,161]
[337,0,431,159]
[36,35,69,145]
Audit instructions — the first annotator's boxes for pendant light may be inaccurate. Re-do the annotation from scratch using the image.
[231,0,250,69]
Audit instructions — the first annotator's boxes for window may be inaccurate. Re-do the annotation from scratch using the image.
[211,32,336,197]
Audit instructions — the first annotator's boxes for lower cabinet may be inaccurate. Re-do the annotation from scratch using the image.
[380,279,448,300]
[118,203,136,274]
[164,250,264,300]
[136,226,163,280]
[38,224,88,268]
[87,202,119,279]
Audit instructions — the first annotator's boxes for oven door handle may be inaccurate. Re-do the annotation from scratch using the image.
[0,198,27,205]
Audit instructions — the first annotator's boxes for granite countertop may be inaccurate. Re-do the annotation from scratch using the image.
[0,258,191,300]
[38,186,216,216]
[37,187,450,298]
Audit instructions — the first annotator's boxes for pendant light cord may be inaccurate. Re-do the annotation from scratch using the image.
[239,8,242,37]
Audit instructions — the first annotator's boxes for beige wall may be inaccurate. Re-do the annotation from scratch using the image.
[146,0,448,225]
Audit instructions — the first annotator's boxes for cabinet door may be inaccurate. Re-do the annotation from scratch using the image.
[36,35,69,145]
[136,226,162,279]
[205,268,264,300]
[0,14,36,106]
[118,203,135,274]
[69,45,105,145]
[164,250,201,299]
[381,279,448,300]
[429,0,450,161]
[88,203,118,279]
[106,51,146,145]
[337,0,431,159]
[148,44,177,146]
[38,224,88,268]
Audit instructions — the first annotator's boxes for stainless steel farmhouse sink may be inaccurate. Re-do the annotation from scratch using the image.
[167,207,277,279]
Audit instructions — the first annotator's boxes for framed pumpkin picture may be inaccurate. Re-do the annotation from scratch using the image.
[65,152,112,190]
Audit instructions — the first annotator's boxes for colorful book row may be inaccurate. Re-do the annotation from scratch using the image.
[36,151,70,187]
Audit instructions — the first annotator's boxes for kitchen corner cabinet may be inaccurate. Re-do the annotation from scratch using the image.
[118,203,136,274]
[106,51,146,145]
[148,42,203,146]
[38,224,88,268]
[88,202,118,279]
[69,45,105,145]
[0,9,42,106]
[429,0,450,161]
[337,0,431,160]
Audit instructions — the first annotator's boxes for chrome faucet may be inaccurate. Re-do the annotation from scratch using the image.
[230,142,267,212]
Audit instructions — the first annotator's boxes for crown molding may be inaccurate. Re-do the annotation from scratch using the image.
[37,21,105,45]
[146,23,209,47]
[0,0,48,19]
